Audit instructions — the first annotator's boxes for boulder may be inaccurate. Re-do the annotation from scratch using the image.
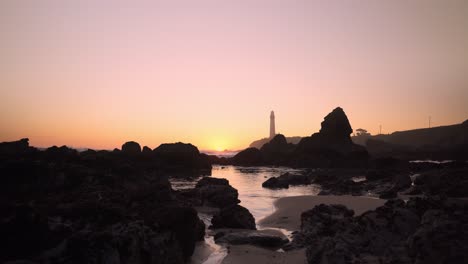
[262,172,311,189]
[319,107,353,140]
[231,148,264,166]
[195,177,239,208]
[153,142,210,171]
[260,134,295,164]
[392,173,412,190]
[215,230,288,248]
[413,168,468,197]
[0,138,31,155]
[295,196,468,264]
[301,204,354,236]
[0,141,208,264]
[121,141,141,155]
[211,205,256,230]
[293,107,368,168]
[262,177,289,189]
[142,146,152,155]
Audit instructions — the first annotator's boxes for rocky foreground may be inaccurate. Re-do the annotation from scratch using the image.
[0,139,212,264]
[291,197,468,264]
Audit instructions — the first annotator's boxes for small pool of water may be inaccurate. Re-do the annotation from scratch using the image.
[210,166,321,222]
[172,165,321,264]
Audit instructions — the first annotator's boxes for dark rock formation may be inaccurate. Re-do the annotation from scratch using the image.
[215,230,288,248]
[319,107,353,139]
[260,134,295,165]
[293,107,368,168]
[121,141,142,154]
[0,138,32,155]
[262,177,289,189]
[211,204,256,230]
[232,148,264,166]
[0,140,209,264]
[310,171,365,196]
[142,145,153,155]
[413,168,468,197]
[195,177,239,207]
[288,197,468,264]
[262,172,311,189]
[154,142,211,172]
[249,136,302,149]
[227,107,369,167]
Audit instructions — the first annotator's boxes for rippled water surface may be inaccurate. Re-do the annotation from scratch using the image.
[172,165,321,264]
[172,165,320,223]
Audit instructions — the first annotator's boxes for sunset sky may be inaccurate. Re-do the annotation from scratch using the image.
[1,0,467,151]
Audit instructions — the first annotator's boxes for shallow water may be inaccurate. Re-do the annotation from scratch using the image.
[172,165,321,223]
[172,165,321,264]
[211,165,321,223]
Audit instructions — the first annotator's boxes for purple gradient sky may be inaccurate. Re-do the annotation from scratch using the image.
[1,0,467,150]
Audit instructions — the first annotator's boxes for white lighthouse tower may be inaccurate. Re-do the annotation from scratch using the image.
[270,111,276,139]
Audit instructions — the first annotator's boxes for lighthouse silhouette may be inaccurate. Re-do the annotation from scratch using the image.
[270,111,276,139]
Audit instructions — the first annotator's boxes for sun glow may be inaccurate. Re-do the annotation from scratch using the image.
[208,137,231,152]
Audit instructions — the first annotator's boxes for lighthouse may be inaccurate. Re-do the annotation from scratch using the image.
[270,111,276,139]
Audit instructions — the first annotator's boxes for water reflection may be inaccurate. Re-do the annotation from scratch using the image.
[221,166,321,222]
[172,165,320,223]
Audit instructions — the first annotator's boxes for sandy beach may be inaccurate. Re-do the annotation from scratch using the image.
[220,195,385,263]
[260,195,386,231]
[222,245,306,264]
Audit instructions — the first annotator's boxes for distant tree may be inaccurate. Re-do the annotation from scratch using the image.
[356,128,371,137]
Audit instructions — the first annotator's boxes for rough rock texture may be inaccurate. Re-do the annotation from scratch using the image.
[232,148,264,166]
[293,107,369,168]
[224,107,368,168]
[319,107,353,140]
[262,176,290,189]
[413,168,468,197]
[0,140,208,264]
[215,230,288,248]
[288,197,468,264]
[260,134,295,165]
[262,172,311,189]
[142,145,153,155]
[210,205,256,230]
[195,177,240,208]
[121,141,142,155]
[153,142,211,172]
[0,138,32,155]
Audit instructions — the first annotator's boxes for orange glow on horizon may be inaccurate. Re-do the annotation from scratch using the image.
[1,1,467,151]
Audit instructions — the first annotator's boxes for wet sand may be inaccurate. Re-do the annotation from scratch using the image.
[259,195,386,231]
[221,195,385,263]
[222,245,306,264]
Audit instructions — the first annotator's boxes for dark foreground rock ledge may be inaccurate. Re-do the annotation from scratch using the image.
[287,196,468,264]
[0,139,208,264]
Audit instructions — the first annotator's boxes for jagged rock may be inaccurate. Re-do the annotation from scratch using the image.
[293,107,368,168]
[319,107,353,140]
[262,172,310,189]
[121,141,141,155]
[195,177,239,208]
[0,138,31,155]
[142,146,152,155]
[210,204,256,230]
[260,134,295,164]
[392,174,412,190]
[413,168,468,197]
[301,204,354,237]
[0,140,208,264]
[292,197,468,264]
[153,142,211,171]
[262,177,289,189]
[232,148,264,166]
